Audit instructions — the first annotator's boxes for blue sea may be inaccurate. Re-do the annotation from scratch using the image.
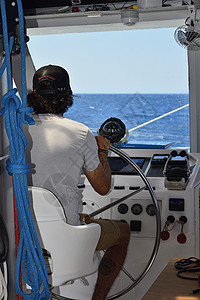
[64,94,189,149]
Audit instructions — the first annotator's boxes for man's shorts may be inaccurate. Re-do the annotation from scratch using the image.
[80,214,121,251]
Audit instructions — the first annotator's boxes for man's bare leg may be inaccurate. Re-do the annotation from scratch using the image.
[92,222,130,300]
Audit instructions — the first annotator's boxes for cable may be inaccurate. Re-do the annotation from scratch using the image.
[0,0,50,299]
[0,37,14,78]
[174,257,200,294]
[111,3,117,9]
[121,2,128,9]
[174,257,200,280]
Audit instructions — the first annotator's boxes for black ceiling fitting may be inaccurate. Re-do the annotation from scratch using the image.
[22,0,134,15]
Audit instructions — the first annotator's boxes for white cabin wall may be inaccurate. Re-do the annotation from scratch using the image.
[188,50,200,153]
[12,47,36,97]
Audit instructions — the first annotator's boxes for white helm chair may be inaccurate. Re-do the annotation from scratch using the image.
[28,186,101,287]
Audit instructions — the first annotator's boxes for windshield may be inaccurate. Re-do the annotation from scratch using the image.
[28,28,189,149]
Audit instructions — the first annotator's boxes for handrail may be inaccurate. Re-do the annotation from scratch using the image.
[129,104,189,132]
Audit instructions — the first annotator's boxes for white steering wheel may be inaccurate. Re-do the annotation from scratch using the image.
[51,145,161,300]
[87,145,161,299]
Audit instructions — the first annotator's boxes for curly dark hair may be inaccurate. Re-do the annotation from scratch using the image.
[27,80,73,115]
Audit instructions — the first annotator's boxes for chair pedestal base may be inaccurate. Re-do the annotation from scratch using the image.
[52,271,98,300]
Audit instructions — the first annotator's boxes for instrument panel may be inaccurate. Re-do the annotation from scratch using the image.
[108,157,150,175]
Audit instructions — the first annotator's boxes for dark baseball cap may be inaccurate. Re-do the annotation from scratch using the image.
[33,65,72,95]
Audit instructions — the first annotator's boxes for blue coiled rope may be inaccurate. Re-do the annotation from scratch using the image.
[0,0,50,299]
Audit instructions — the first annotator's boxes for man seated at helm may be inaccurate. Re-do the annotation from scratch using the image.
[24,64,130,300]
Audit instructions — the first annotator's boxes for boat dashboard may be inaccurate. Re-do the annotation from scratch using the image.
[107,150,194,178]
[79,147,198,228]
[65,146,200,299]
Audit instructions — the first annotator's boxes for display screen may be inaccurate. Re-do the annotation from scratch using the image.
[171,156,186,161]
[169,198,184,211]
[151,154,169,167]
[108,157,145,175]
[153,155,169,160]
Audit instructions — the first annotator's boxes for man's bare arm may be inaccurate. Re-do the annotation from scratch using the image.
[84,136,111,195]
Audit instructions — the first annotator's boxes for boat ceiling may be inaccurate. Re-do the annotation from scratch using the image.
[23,1,189,35]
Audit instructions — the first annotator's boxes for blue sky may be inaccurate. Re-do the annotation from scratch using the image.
[28,27,188,94]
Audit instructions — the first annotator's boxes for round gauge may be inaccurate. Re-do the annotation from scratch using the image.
[118,203,128,214]
[146,204,156,216]
[131,204,143,215]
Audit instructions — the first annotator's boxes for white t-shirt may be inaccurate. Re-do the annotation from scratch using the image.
[24,114,100,225]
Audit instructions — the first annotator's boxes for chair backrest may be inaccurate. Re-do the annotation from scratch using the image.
[28,186,101,287]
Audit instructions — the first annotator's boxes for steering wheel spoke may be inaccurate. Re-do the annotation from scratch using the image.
[89,186,146,218]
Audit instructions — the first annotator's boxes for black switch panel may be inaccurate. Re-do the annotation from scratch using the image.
[169,198,184,211]
[130,220,142,232]
[114,186,125,190]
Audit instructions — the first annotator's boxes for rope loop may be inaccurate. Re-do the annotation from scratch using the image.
[0,88,35,126]
[18,107,35,125]
[1,88,19,107]
[0,88,20,116]
[6,159,30,176]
